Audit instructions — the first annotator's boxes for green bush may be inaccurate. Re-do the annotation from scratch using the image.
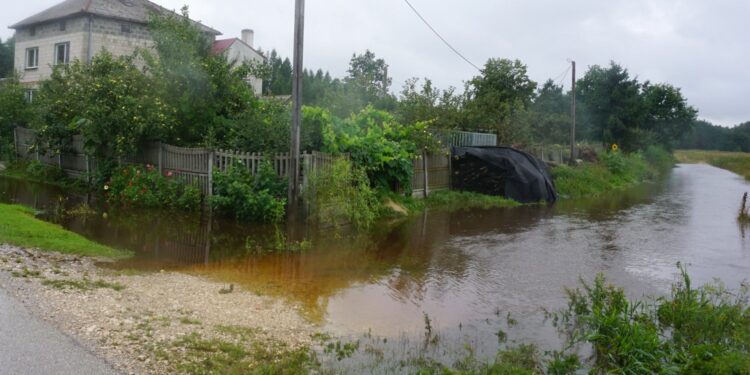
[322,106,436,191]
[104,165,202,211]
[210,160,287,223]
[306,158,379,228]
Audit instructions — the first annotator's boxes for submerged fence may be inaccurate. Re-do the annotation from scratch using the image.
[14,127,342,196]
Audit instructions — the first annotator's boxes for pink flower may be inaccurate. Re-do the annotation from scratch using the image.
[166,171,174,177]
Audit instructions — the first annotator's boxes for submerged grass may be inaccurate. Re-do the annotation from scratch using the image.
[0,203,130,258]
[675,149,750,179]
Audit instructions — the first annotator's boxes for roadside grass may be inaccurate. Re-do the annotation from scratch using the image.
[0,203,131,258]
[675,149,750,179]
[160,332,319,375]
[42,278,125,291]
[553,146,674,199]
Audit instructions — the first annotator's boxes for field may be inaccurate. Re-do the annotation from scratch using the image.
[675,150,750,179]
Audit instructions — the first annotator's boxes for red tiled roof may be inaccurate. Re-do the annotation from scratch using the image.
[211,38,237,55]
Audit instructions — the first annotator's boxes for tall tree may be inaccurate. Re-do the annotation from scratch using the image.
[465,58,537,143]
[576,62,644,150]
[397,77,462,129]
[0,37,14,78]
[641,82,697,149]
[529,79,570,144]
[345,50,392,99]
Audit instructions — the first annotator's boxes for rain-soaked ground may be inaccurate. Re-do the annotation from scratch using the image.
[2,163,749,370]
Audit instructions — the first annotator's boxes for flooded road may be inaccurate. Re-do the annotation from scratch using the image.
[2,163,749,363]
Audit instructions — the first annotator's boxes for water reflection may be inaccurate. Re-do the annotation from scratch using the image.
[1,164,749,356]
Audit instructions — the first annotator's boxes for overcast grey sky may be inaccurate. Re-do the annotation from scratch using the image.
[3,0,749,126]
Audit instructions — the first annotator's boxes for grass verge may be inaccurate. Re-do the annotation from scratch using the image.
[553,146,674,199]
[675,150,750,179]
[0,203,130,258]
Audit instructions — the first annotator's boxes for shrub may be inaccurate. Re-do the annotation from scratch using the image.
[104,165,202,211]
[306,158,379,228]
[0,77,31,161]
[322,106,436,191]
[210,160,287,223]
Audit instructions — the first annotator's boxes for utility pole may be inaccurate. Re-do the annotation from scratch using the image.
[289,0,305,208]
[569,60,577,165]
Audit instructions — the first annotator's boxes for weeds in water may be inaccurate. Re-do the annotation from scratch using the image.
[739,192,750,223]
[553,263,750,374]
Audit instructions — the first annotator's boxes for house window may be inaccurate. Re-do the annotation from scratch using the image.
[25,89,36,103]
[59,21,67,31]
[121,24,131,33]
[29,27,36,37]
[55,43,70,65]
[25,47,39,69]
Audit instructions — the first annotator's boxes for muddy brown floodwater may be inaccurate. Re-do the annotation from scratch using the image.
[1,163,749,367]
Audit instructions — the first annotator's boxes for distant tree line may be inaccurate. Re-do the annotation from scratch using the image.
[679,120,750,152]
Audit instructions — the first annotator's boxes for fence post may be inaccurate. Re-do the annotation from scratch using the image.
[85,154,91,184]
[13,127,18,158]
[58,153,62,169]
[207,150,214,197]
[422,150,429,198]
[157,142,163,174]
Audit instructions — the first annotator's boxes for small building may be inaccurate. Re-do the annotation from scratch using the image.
[8,0,263,98]
[211,30,265,97]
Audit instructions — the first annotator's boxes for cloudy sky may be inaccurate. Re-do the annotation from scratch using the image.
[3,0,749,126]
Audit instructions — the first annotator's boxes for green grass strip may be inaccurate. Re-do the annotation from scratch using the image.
[0,203,131,258]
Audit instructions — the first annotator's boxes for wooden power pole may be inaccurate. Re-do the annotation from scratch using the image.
[569,60,577,165]
[289,0,305,207]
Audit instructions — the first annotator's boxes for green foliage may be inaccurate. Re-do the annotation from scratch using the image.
[577,62,697,151]
[553,149,669,199]
[0,37,13,78]
[306,158,379,229]
[322,106,433,190]
[105,165,202,211]
[397,77,464,130]
[210,161,287,223]
[0,203,130,258]
[33,52,171,161]
[144,6,260,146]
[224,99,290,153]
[0,77,31,160]
[554,265,750,374]
[465,58,537,144]
[528,80,570,145]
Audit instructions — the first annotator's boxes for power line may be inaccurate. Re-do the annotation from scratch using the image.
[402,0,482,71]
[553,65,571,88]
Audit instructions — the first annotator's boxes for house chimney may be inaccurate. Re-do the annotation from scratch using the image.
[241,29,255,48]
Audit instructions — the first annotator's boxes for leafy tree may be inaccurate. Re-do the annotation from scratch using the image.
[143,6,257,146]
[641,82,697,149]
[263,50,293,96]
[0,37,14,78]
[465,58,537,144]
[345,50,392,99]
[397,77,463,130]
[32,52,172,161]
[529,80,570,144]
[0,76,30,159]
[576,62,645,150]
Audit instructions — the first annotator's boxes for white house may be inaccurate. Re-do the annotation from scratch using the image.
[9,0,264,99]
[211,29,266,97]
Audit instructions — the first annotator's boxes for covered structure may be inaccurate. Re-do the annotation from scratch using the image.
[451,147,557,203]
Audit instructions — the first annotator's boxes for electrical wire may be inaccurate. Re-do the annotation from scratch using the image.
[402,0,482,71]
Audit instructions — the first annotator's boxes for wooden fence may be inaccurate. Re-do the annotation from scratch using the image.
[14,127,342,197]
[15,127,515,200]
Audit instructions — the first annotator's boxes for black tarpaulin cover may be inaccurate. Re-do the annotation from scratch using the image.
[451,146,558,203]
